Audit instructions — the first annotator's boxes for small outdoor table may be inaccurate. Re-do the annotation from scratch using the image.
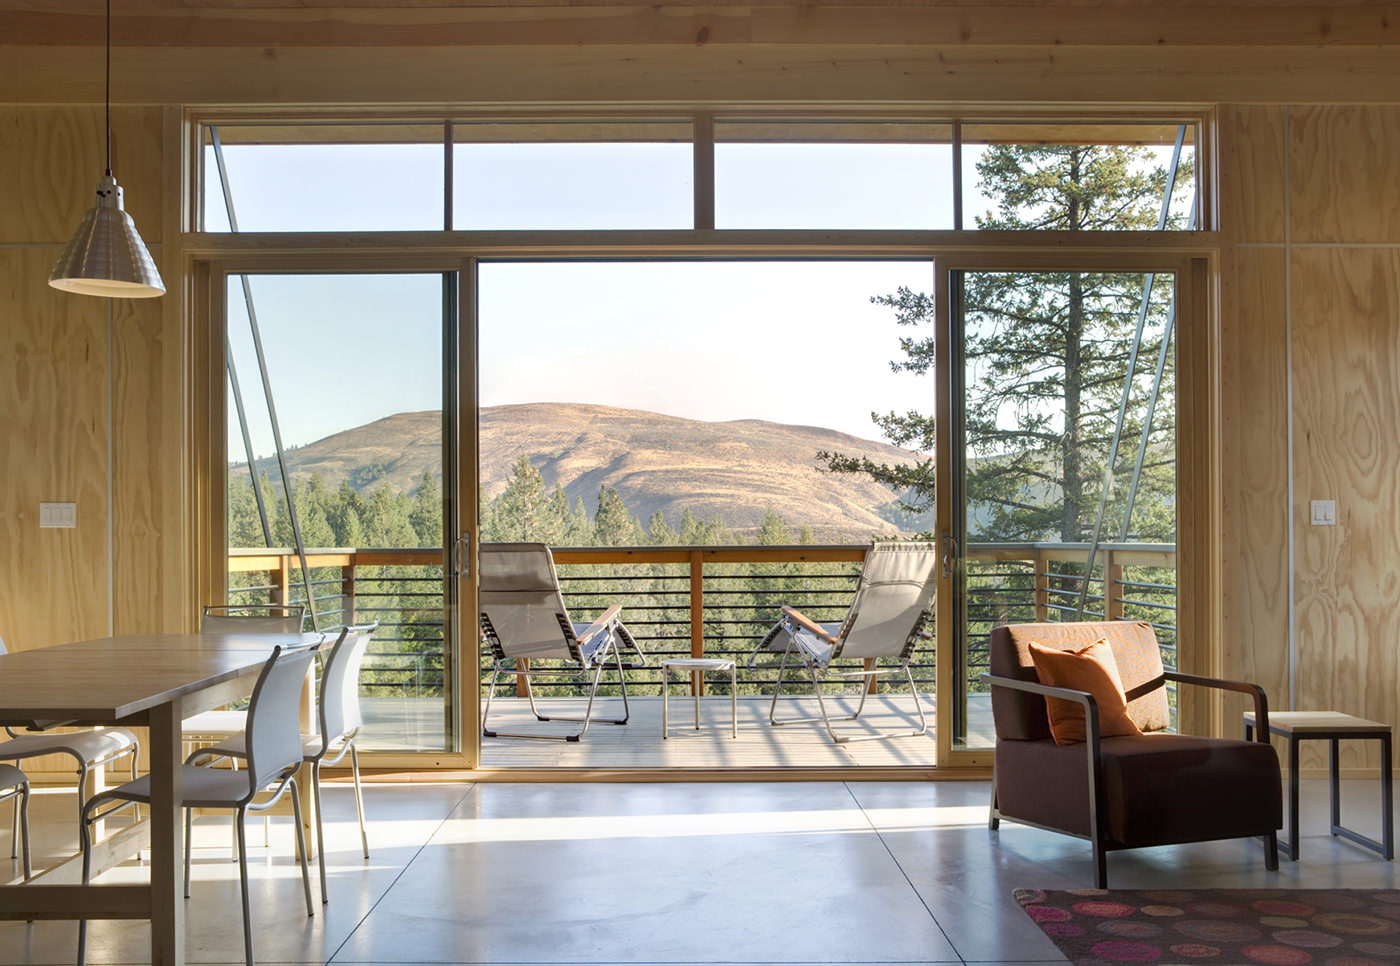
[1244,710,1393,861]
[661,658,737,738]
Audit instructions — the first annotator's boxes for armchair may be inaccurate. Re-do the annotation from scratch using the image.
[982,621,1281,887]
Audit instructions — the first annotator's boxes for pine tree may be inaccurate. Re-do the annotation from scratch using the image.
[825,142,1186,543]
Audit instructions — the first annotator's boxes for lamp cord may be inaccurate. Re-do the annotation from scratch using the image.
[104,0,112,177]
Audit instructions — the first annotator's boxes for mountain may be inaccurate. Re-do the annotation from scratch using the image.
[237,403,929,542]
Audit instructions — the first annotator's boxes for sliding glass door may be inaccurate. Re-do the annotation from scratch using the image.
[948,266,1180,751]
[223,271,460,754]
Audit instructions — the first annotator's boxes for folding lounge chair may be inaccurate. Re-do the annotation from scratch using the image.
[750,541,936,744]
[479,542,646,742]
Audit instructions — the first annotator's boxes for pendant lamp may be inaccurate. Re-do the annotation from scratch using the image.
[49,0,164,299]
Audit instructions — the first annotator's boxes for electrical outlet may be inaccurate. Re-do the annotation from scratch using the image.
[1310,500,1336,526]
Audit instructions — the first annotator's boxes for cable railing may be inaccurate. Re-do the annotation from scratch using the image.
[227,541,1178,700]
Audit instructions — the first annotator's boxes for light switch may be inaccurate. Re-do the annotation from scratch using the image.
[1310,500,1336,526]
[39,502,77,528]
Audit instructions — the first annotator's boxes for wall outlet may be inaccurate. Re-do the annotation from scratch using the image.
[1310,500,1336,526]
[39,502,76,528]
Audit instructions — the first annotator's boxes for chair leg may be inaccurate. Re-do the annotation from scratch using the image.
[350,743,368,859]
[988,780,1000,831]
[1265,831,1280,871]
[235,808,254,966]
[311,761,328,901]
[1093,837,1108,889]
[16,784,30,881]
[480,666,503,737]
[289,779,316,915]
[76,803,95,966]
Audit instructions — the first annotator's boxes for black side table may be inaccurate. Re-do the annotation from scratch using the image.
[1244,710,1393,861]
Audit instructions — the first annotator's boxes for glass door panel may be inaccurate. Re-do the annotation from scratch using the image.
[224,272,456,753]
[951,268,1179,750]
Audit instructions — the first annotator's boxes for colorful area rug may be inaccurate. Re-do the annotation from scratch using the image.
[1015,889,1400,965]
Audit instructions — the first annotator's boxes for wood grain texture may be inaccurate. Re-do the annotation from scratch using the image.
[1290,106,1400,245]
[1217,104,1286,243]
[1218,246,1290,727]
[0,106,163,246]
[1290,247,1400,773]
[0,250,112,653]
[5,44,1400,106]
[7,5,1400,49]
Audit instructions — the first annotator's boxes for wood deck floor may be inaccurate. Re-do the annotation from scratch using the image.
[478,694,945,769]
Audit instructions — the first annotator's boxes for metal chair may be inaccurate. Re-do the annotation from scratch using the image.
[0,763,31,881]
[77,643,319,966]
[182,604,307,744]
[749,541,936,743]
[0,636,139,823]
[190,622,378,899]
[479,542,646,741]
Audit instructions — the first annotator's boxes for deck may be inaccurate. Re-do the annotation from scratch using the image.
[361,694,995,769]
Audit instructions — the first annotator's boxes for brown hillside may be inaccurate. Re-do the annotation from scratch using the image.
[241,403,927,542]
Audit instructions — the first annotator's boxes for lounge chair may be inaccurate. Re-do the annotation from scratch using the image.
[750,541,936,743]
[479,542,646,741]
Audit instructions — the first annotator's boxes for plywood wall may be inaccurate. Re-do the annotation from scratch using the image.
[0,105,182,656]
[1218,104,1400,773]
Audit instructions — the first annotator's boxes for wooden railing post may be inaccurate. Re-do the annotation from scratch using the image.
[274,554,292,608]
[341,563,357,626]
[690,550,705,696]
[1033,548,1050,621]
[1104,549,1123,621]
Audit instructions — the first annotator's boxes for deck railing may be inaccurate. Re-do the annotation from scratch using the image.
[227,541,1177,699]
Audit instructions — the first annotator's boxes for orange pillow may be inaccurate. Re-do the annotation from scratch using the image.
[1028,639,1143,746]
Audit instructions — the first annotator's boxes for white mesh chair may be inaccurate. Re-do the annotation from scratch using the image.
[0,763,30,881]
[77,644,319,966]
[0,637,139,823]
[182,604,307,743]
[479,542,646,742]
[749,541,937,744]
[190,622,378,899]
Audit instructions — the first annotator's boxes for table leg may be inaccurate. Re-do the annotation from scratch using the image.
[661,668,669,740]
[1382,732,1394,860]
[691,670,701,730]
[1330,737,1341,832]
[1288,736,1300,861]
[148,699,186,966]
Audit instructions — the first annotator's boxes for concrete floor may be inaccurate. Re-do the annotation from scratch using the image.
[2,776,1397,966]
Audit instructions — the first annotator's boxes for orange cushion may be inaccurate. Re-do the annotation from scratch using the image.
[1028,639,1144,746]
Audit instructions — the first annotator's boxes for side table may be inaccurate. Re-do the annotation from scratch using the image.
[662,658,737,738]
[1244,710,1393,861]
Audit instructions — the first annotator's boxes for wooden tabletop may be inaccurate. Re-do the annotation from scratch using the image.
[1245,710,1391,735]
[0,631,324,727]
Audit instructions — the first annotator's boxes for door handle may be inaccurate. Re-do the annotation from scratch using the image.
[941,530,959,580]
[453,532,472,578]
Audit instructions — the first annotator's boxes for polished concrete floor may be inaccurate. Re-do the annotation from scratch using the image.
[3,776,1398,966]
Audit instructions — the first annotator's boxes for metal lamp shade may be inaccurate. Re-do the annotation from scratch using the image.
[49,176,164,299]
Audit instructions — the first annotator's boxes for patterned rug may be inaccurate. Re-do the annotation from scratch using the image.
[1015,889,1400,965]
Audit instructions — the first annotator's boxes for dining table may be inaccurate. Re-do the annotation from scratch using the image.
[0,630,324,966]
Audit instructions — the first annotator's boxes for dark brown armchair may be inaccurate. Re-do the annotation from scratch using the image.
[983,621,1281,887]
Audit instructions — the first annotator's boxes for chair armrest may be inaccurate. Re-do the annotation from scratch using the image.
[980,672,1103,741]
[575,604,623,649]
[1162,670,1271,741]
[781,605,839,644]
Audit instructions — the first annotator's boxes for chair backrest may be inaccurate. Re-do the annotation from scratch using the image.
[201,604,306,634]
[243,643,320,794]
[317,622,378,749]
[478,543,580,662]
[989,620,1171,741]
[832,542,937,661]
